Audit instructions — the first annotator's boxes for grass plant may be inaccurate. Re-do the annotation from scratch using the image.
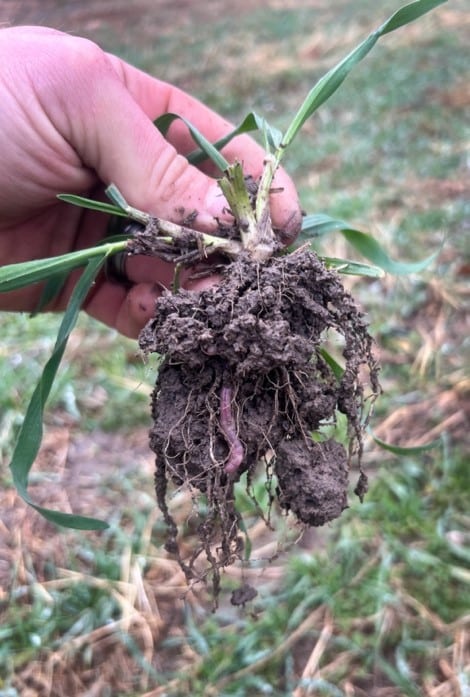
[1,0,445,530]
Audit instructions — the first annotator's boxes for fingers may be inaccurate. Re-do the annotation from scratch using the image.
[1,29,302,334]
[110,58,302,237]
[116,284,161,338]
[87,280,221,339]
[50,48,229,233]
[83,255,221,338]
[22,29,300,239]
[71,50,302,334]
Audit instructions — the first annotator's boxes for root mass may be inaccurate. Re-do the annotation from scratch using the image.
[139,246,379,595]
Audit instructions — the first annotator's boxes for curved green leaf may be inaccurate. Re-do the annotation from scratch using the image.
[57,193,127,217]
[0,240,127,293]
[189,112,282,165]
[104,185,150,225]
[301,214,353,239]
[9,255,110,530]
[154,113,229,172]
[318,348,344,380]
[153,112,177,136]
[280,0,447,151]
[31,272,69,316]
[301,215,438,276]
[340,229,438,275]
[322,256,384,278]
[370,431,442,455]
[155,111,282,167]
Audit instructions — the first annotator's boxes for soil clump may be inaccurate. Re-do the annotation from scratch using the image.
[138,244,379,596]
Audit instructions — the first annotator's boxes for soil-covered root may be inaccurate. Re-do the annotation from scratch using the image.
[139,246,380,592]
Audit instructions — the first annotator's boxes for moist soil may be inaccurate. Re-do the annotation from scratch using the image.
[138,245,380,599]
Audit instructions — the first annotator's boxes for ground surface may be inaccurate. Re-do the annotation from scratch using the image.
[0,0,469,695]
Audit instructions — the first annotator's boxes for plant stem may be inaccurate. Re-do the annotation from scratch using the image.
[218,163,258,244]
[146,216,242,258]
[218,162,276,261]
[105,184,243,259]
[106,184,151,225]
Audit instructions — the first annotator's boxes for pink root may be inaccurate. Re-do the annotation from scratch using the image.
[219,385,244,474]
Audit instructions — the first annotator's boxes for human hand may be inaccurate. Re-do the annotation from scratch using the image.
[0,26,301,337]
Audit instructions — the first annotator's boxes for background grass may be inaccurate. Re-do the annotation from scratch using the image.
[1,1,469,695]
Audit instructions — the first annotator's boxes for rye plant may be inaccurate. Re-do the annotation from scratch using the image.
[0,0,445,530]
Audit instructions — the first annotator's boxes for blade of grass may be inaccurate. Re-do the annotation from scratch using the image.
[57,193,127,218]
[301,214,355,239]
[0,240,127,293]
[25,235,128,314]
[31,272,70,315]
[279,0,447,154]
[237,513,253,562]
[9,255,110,530]
[302,216,437,275]
[318,348,344,380]
[322,256,384,278]
[154,113,230,172]
[370,431,442,455]
[340,229,438,275]
[104,185,151,225]
[375,655,423,697]
[187,112,282,165]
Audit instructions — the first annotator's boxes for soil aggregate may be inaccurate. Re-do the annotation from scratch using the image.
[138,245,380,596]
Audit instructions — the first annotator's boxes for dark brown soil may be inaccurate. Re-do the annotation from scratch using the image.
[138,246,379,597]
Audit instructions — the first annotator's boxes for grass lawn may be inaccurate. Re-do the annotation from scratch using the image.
[0,1,468,695]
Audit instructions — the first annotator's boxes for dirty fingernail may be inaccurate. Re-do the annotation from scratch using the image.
[276,209,303,245]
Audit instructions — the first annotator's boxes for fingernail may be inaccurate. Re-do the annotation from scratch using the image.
[276,209,303,245]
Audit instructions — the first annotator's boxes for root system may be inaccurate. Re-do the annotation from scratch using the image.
[138,245,380,598]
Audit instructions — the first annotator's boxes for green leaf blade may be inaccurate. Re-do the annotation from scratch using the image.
[370,431,443,455]
[322,256,385,278]
[318,348,344,380]
[380,0,447,35]
[281,0,447,150]
[9,256,110,531]
[340,229,438,275]
[301,214,358,239]
[154,113,229,172]
[29,503,109,531]
[57,193,127,217]
[0,241,127,293]
[301,216,438,276]
[186,112,283,165]
[31,273,69,316]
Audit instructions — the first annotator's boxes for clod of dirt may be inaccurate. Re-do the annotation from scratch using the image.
[275,437,349,526]
[138,246,379,596]
[231,583,258,606]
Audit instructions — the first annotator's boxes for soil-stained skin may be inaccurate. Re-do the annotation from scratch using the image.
[139,246,379,591]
